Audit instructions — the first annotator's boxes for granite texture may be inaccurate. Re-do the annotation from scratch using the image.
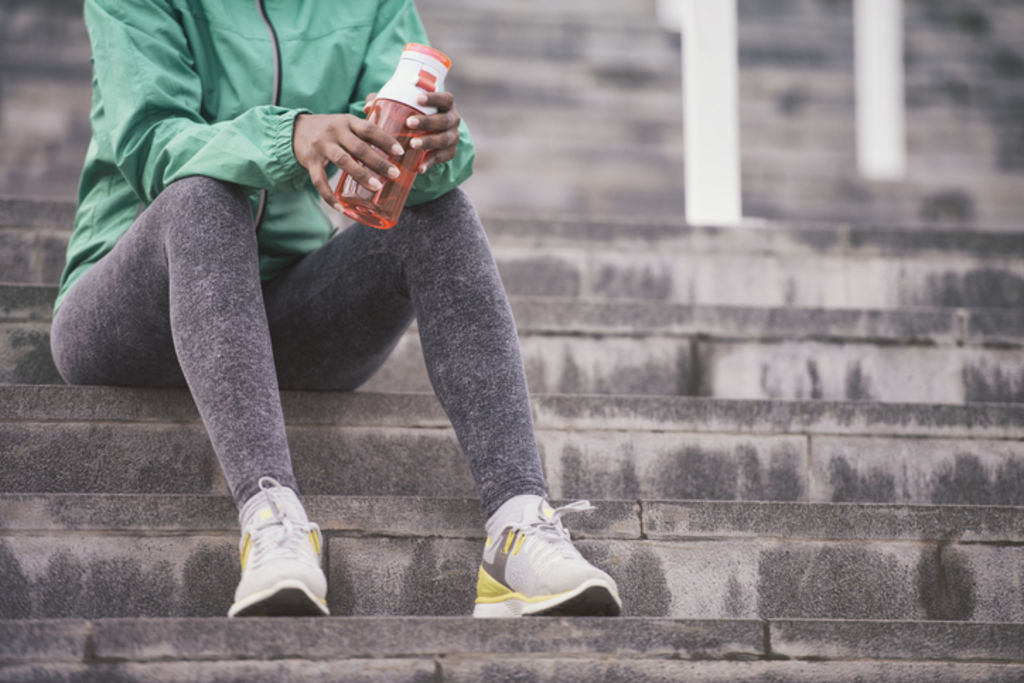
[772,619,1024,662]
[5,497,1022,620]
[89,617,764,660]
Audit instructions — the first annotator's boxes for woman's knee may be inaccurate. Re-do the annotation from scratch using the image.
[147,177,256,257]
[398,187,487,248]
[159,176,247,209]
[152,177,253,236]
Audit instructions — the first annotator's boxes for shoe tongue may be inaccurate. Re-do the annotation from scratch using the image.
[485,494,548,540]
[240,486,308,529]
[255,505,276,523]
[515,500,559,530]
[537,501,556,521]
[240,498,276,529]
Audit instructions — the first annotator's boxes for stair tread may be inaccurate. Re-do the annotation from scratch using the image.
[5,384,1024,439]
[7,282,1024,344]
[2,617,1022,664]
[3,493,1023,542]
[5,198,1024,249]
[4,385,1024,506]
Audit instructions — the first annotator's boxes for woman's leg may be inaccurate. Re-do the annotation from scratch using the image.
[50,176,296,507]
[52,176,327,617]
[266,188,619,617]
[262,187,547,518]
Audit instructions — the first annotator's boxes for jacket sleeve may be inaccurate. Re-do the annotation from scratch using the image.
[84,0,310,204]
[346,0,475,207]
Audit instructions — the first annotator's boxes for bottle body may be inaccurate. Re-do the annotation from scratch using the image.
[334,43,451,230]
[334,99,427,230]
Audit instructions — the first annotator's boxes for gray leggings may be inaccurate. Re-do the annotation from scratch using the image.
[51,177,547,516]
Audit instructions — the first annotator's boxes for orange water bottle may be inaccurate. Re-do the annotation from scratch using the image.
[334,43,452,229]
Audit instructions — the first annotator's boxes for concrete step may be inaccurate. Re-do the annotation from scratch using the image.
[7,282,1024,403]
[460,173,1024,230]
[449,52,1023,120]
[6,201,1024,305]
[4,79,1020,226]
[465,108,1007,163]
[176,300,1024,404]
[5,384,1024,507]
[2,493,1024,623]
[422,2,1024,84]
[7,0,1016,75]
[4,617,1023,680]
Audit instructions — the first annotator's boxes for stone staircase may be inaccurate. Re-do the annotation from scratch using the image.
[8,202,1024,404]
[5,196,1024,678]
[4,0,1024,680]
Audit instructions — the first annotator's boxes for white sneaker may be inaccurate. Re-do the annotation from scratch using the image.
[227,477,329,617]
[473,498,622,618]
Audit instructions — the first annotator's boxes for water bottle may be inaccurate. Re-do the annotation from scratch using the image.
[334,43,452,229]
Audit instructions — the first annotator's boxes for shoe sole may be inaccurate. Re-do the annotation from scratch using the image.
[473,578,622,618]
[228,578,329,617]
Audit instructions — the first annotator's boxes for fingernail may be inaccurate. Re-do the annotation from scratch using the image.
[368,178,383,191]
[387,166,400,179]
[417,93,429,105]
[419,164,429,173]
[410,138,422,149]
[406,116,419,127]
[391,143,404,156]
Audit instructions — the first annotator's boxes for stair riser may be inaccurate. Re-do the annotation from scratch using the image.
[0,323,60,385]
[9,230,1024,309]
[8,322,1024,404]
[0,661,440,683]
[494,250,1024,308]
[9,385,1022,437]
[5,421,1024,506]
[1,534,1020,621]
[0,230,68,286]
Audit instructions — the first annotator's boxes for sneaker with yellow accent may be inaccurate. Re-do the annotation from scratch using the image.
[473,498,622,618]
[227,477,329,617]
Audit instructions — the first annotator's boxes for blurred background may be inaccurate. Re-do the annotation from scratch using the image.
[1,0,1022,229]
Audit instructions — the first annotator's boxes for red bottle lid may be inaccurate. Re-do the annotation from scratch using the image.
[403,43,452,70]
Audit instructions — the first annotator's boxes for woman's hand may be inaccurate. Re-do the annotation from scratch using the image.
[292,111,404,210]
[291,90,461,209]
[405,91,461,173]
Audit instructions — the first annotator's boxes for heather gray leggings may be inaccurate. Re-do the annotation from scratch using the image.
[51,176,546,516]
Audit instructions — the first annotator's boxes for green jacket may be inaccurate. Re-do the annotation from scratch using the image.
[57,0,474,310]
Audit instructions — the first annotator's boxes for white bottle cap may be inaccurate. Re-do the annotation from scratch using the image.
[376,43,451,115]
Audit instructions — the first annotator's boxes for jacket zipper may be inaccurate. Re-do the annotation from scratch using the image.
[254,0,282,232]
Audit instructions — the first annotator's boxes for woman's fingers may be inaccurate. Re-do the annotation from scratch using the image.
[404,92,460,171]
[363,92,377,115]
[348,117,406,164]
[292,88,462,199]
[332,119,401,184]
[306,158,338,208]
[293,113,403,196]
[416,91,455,115]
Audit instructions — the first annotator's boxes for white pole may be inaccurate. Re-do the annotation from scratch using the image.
[655,0,683,32]
[855,0,906,180]
[681,0,742,226]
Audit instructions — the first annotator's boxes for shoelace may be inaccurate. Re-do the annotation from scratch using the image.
[244,477,321,572]
[511,500,594,570]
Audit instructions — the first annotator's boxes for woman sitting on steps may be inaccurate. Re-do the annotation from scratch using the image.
[50,0,621,618]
